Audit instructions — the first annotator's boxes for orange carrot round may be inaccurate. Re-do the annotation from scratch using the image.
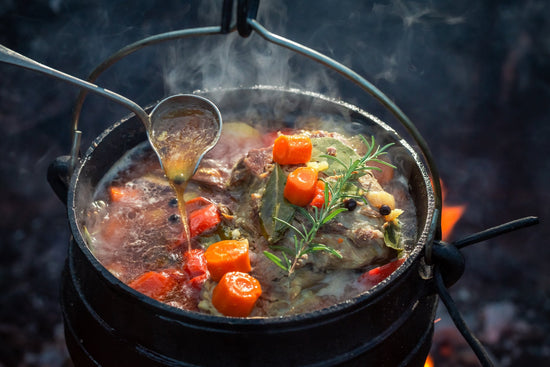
[211,271,262,317]
[284,166,318,206]
[272,134,312,165]
[204,240,251,282]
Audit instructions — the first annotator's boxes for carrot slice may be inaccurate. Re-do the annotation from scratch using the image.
[272,134,313,165]
[284,166,318,206]
[309,181,331,209]
[211,271,262,317]
[204,240,251,282]
[128,271,177,300]
[186,197,221,238]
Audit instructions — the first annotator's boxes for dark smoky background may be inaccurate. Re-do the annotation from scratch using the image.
[1,0,548,366]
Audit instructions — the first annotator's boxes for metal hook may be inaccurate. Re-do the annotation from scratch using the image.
[237,0,260,37]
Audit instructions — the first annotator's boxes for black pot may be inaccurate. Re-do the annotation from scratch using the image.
[52,86,437,367]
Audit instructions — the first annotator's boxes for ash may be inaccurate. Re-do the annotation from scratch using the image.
[1,1,549,366]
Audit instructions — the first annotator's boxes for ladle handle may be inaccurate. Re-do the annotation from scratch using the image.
[0,44,150,128]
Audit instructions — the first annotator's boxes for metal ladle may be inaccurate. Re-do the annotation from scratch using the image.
[0,44,223,178]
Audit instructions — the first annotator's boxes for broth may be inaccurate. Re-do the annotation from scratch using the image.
[84,119,417,317]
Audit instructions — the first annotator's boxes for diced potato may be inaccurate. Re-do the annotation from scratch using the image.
[365,191,395,210]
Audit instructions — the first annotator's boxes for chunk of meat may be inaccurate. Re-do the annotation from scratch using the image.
[244,147,273,176]
[230,147,273,185]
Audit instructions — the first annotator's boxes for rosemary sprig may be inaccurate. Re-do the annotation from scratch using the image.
[264,135,395,276]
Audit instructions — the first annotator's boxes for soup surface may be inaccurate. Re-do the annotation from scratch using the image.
[84,119,417,317]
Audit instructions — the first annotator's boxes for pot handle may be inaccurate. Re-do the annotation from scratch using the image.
[47,155,72,205]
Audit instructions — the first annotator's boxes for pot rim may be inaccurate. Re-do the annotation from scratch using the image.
[67,85,436,325]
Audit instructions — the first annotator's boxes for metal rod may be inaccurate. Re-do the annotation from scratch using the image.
[0,44,150,129]
[435,266,495,367]
[453,216,539,249]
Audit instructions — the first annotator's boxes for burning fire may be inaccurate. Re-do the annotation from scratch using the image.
[438,180,467,242]
[424,353,435,367]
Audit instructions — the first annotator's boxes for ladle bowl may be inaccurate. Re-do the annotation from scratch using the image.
[148,94,223,183]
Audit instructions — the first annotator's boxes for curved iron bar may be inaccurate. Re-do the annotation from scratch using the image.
[453,216,539,249]
[434,266,495,367]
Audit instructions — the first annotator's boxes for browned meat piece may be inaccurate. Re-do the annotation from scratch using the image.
[192,159,232,190]
[230,147,273,185]
[243,147,273,176]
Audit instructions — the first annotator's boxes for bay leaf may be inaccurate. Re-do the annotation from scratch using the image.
[260,163,296,243]
[310,137,361,174]
[384,221,404,251]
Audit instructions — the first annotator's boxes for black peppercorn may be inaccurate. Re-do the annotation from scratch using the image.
[168,214,180,223]
[169,198,178,207]
[379,204,391,216]
[344,198,357,211]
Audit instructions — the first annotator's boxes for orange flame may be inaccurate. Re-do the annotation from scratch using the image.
[424,354,434,367]
[439,180,467,242]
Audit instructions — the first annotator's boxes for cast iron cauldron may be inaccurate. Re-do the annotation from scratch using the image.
[50,86,437,367]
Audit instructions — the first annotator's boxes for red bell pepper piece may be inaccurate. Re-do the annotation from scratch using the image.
[186,197,221,238]
[358,258,405,287]
[128,270,178,300]
[183,249,210,290]
[309,181,331,209]
[183,249,209,278]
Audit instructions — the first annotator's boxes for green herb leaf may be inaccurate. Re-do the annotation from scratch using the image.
[263,251,288,271]
[260,164,296,243]
[321,207,348,225]
[311,137,361,173]
[307,243,343,258]
[384,221,403,251]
